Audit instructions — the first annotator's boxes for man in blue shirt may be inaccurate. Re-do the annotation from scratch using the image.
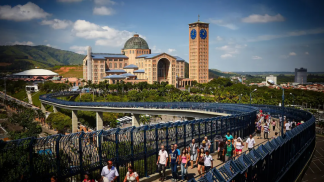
[225,132,233,141]
[169,144,179,181]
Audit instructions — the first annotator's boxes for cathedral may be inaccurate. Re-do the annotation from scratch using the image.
[83,18,209,87]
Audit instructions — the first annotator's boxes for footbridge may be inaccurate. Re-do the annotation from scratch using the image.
[38,92,250,132]
[0,91,316,182]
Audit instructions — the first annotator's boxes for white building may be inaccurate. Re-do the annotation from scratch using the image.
[266,75,277,86]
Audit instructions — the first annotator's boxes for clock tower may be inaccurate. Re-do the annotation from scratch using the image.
[189,15,209,83]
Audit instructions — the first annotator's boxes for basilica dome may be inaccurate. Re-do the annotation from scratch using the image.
[123,34,149,49]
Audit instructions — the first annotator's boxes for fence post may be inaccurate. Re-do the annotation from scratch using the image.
[55,135,61,179]
[221,118,223,136]
[175,124,178,145]
[191,122,194,143]
[198,120,201,145]
[130,127,135,168]
[166,124,169,151]
[144,126,148,177]
[79,132,84,177]
[98,130,103,168]
[115,128,120,182]
[29,137,35,180]
[183,123,186,148]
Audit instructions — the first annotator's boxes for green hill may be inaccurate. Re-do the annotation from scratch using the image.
[184,62,236,78]
[0,45,85,73]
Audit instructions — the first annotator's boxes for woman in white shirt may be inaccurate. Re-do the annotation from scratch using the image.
[235,137,244,157]
[123,165,139,182]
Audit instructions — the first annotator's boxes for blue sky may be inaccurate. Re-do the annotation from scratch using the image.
[0,0,323,72]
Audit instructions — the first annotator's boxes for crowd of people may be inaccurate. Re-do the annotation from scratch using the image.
[157,136,214,181]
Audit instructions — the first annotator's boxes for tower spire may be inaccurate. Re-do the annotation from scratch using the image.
[198,14,200,22]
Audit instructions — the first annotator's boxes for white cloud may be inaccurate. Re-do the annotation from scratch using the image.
[69,46,89,54]
[72,20,141,47]
[209,19,238,30]
[242,14,285,23]
[216,44,247,59]
[93,6,115,15]
[252,56,262,60]
[0,2,50,21]
[94,0,116,5]
[216,36,223,41]
[221,54,233,59]
[168,49,176,53]
[8,41,34,46]
[249,28,324,42]
[152,45,162,53]
[305,52,309,55]
[289,52,296,56]
[41,19,73,29]
[57,0,83,2]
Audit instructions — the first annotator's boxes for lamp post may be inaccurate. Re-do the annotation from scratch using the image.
[267,79,285,137]
[250,89,257,105]
[290,93,295,107]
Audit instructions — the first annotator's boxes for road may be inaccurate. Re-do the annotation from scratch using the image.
[302,135,324,182]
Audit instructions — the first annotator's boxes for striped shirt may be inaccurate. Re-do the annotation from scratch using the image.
[264,125,269,132]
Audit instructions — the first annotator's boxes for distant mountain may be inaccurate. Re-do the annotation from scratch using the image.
[184,62,236,79]
[0,45,84,73]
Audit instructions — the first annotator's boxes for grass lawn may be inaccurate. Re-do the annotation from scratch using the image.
[12,90,27,101]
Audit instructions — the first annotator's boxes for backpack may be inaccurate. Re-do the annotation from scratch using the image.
[292,122,296,127]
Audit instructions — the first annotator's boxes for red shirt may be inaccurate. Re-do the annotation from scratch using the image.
[83,180,95,182]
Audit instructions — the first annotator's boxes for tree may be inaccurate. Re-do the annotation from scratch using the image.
[46,112,72,134]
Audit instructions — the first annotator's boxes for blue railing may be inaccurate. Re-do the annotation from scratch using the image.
[0,92,315,182]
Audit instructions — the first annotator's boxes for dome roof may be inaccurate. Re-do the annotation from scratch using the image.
[123,34,149,49]
[12,69,58,76]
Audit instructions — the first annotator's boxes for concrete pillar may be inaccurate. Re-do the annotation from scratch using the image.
[96,112,103,130]
[132,113,140,127]
[53,106,58,113]
[41,102,46,113]
[72,110,78,133]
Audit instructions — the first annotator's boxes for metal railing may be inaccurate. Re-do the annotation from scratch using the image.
[0,92,316,182]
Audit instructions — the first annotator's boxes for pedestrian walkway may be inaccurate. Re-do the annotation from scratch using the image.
[150,127,278,182]
[302,135,324,182]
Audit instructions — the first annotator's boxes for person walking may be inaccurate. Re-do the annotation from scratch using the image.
[203,136,211,151]
[101,161,119,182]
[204,150,213,172]
[196,148,205,175]
[235,137,244,157]
[189,139,198,169]
[256,123,262,139]
[246,135,255,151]
[157,145,168,181]
[272,120,276,131]
[291,120,296,130]
[180,148,189,180]
[123,165,139,182]
[169,144,179,181]
[217,139,225,161]
[223,140,234,162]
[285,121,291,132]
[225,132,233,141]
[263,122,270,139]
[200,140,209,151]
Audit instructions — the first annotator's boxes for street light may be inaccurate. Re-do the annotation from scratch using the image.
[239,93,243,104]
[290,93,295,107]
[267,79,285,137]
[250,89,257,105]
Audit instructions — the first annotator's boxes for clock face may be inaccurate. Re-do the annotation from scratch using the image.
[190,29,197,39]
[200,29,207,39]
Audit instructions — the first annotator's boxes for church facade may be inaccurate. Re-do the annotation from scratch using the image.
[83,18,209,87]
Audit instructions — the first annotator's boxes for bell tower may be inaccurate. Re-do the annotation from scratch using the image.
[189,15,209,83]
